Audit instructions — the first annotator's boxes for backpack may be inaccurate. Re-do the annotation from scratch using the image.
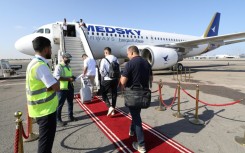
[104,58,120,78]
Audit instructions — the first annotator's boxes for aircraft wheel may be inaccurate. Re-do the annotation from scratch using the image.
[177,63,184,71]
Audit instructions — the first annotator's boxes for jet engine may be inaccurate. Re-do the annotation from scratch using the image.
[140,46,178,70]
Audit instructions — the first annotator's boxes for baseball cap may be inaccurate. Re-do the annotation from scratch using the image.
[62,53,72,59]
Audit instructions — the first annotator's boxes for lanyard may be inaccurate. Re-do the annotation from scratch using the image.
[35,57,50,68]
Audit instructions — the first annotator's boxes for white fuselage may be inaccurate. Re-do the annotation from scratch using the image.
[15,22,208,58]
[15,22,212,70]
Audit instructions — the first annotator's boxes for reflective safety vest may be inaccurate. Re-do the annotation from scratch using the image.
[59,63,73,90]
[26,59,58,118]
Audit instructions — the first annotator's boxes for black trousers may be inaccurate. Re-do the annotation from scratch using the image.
[36,111,57,153]
[101,79,118,108]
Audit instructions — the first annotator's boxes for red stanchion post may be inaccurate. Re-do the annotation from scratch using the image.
[23,114,39,142]
[189,85,204,125]
[173,81,184,118]
[14,111,24,153]
[155,79,166,111]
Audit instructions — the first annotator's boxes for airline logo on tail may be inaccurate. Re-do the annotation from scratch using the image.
[203,12,220,37]
[211,26,216,33]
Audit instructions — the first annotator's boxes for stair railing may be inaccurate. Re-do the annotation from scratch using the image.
[58,24,66,64]
[79,26,95,59]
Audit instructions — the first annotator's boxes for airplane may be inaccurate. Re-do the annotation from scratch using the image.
[15,12,245,71]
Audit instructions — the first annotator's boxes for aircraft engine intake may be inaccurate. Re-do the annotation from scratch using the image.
[140,46,178,70]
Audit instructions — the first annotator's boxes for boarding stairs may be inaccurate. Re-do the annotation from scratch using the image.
[58,24,97,93]
[64,36,85,92]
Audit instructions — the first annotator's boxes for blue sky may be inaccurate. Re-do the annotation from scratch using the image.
[0,0,245,59]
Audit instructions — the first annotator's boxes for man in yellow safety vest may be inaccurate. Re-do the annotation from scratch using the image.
[53,53,77,126]
[26,36,60,153]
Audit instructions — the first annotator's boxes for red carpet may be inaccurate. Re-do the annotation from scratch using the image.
[75,96,193,153]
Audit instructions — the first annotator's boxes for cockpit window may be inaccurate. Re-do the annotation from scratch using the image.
[36,29,44,33]
[45,28,50,34]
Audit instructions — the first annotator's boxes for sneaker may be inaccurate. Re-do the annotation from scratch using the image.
[69,117,78,122]
[132,142,146,153]
[107,107,114,116]
[57,121,67,127]
[111,110,115,116]
[129,130,134,136]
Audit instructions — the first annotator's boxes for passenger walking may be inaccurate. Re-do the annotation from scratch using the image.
[26,36,60,153]
[82,54,96,96]
[120,46,153,153]
[63,18,67,36]
[99,47,120,116]
[53,53,77,126]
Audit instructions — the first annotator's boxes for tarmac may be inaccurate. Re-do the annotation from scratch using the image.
[0,59,245,153]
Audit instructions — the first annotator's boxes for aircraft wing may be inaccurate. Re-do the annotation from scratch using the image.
[156,32,245,49]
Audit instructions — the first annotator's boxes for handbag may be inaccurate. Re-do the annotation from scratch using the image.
[124,85,151,109]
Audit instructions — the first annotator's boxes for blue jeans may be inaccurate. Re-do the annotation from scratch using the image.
[129,107,145,147]
[57,89,74,121]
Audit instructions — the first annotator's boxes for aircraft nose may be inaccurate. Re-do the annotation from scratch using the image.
[15,35,35,56]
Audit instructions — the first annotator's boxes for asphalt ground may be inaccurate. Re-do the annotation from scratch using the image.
[0,59,245,153]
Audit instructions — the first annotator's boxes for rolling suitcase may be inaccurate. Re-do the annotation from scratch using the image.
[80,77,92,103]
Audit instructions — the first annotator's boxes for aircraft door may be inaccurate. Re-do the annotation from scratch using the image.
[52,24,61,44]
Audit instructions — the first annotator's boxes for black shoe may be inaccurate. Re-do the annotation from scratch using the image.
[69,117,78,122]
[57,120,67,126]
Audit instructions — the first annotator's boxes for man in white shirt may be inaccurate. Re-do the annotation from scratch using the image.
[82,54,96,94]
[63,18,67,36]
[27,36,60,153]
[99,47,119,116]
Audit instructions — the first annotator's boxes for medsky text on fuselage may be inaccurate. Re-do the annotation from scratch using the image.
[87,25,141,36]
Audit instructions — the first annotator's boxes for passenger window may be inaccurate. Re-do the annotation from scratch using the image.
[92,32,94,35]
[106,33,108,36]
[123,35,125,37]
[45,28,50,34]
[119,34,121,37]
[141,36,143,39]
[37,29,44,33]
[110,34,113,36]
[101,33,104,36]
[146,37,148,39]
[134,36,136,38]
[115,34,117,37]
[97,33,99,36]
[127,35,129,38]
[87,32,89,35]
